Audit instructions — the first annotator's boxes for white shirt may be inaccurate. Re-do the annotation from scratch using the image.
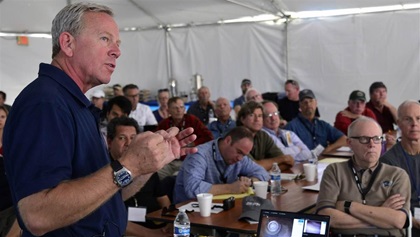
[262,127,312,162]
[129,103,158,128]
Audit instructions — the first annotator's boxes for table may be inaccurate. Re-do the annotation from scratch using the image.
[146,164,318,235]
[321,148,353,158]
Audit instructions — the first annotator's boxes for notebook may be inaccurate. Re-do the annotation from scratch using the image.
[257,209,330,237]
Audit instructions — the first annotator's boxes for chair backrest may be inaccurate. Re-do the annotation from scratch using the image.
[161,175,176,203]
[407,210,412,237]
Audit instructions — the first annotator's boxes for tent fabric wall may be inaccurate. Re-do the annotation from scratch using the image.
[168,23,286,100]
[0,9,419,125]
[287,10,420,123]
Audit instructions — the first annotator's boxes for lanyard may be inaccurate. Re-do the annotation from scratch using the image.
[279,133,288,147]
[212,142,227,183]
[400,143,420,206]
[298,116,318,146]
[348,159,382,205]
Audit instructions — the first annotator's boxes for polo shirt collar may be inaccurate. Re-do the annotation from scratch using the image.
[39,63,91,108]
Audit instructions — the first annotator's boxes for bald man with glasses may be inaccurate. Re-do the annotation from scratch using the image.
[316,117,410,237]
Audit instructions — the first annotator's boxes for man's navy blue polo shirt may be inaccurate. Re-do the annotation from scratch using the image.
[4,63,126,236]
[285,113,344,150]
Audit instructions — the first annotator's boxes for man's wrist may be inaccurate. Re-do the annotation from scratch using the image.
[344,200,352,214]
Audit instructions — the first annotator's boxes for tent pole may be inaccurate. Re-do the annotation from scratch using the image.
[164,27,173,80]
[285,19,289,79]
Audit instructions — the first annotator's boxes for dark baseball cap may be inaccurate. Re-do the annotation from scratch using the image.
[369,81,387,94]
[299,89,316,102]
[241,79,252,86]
[238,196,274,222]
[349,90,366,101]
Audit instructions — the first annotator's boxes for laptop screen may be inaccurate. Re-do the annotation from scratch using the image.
[257,209,330,237]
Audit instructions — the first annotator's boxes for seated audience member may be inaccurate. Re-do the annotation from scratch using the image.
[107,117,172,237]
[157,97,213,179]
[187,86,215,125]
[0,91,12,112]
[381,100,420,235]
[233,79,252,115]
[153,88,170,123]
[262,101,311,162]
[0,105,21,236]
[334,90,377,134]
[112,84,124,97]
[317,117,410,236]
[366,81,397,133]
[237,101,294,171]
[277,80,320,122]
[91,89,106,120]
[173,127,269,204]
[244,88,263,103]
[91,89,106,109]
[123,84,158,130]
[285,89,347,154]
[100,96,132,137]
[208,97,236,138]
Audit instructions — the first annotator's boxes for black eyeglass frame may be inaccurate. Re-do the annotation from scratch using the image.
[350,136,383,144]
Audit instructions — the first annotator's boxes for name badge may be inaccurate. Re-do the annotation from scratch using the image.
[285,132,292,146]
[415,207,420,220]
[128,207,147,222]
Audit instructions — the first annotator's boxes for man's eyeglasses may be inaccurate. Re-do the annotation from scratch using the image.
[265,111,280,118]
[350,136,383,144]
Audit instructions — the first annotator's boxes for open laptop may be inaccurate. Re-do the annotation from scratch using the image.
[257,209,330,237]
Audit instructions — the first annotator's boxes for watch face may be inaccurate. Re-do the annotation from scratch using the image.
[115,168,132,187]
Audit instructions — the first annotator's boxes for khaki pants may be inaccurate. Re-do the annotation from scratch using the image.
[157,160,183,180]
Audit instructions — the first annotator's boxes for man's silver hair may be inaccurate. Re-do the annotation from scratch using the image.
[347,116,382,137]
[244,88,261,102]
[51,2,113,58]
[397,100,420,119]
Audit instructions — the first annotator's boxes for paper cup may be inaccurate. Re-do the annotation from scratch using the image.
[303,163,317,182]
[253,181,268,199]
[196,193,213,217]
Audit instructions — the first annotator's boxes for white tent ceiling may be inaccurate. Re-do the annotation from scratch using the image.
[1,0,420,33]
[1,0,420,124]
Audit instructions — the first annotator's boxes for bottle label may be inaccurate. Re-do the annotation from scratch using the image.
[174,226,190,235]
[270,174,281,181]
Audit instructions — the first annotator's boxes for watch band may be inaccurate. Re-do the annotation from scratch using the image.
[344,201,352,214]
[110,159,123,172]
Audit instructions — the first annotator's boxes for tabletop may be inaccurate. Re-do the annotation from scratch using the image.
[320,146,353,158]
[146,164,319,234]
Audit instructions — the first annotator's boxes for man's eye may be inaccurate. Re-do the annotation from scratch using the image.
[101,36,109,42]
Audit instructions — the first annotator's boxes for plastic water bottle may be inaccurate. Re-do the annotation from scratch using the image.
[310,151,318,165]
[270,162,282,196]
[174,209,190,237]
[310,151,318,177]
[208,108,217,123]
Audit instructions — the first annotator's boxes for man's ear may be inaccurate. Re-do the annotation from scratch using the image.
[58,32,75,57]
[225,136,232,145]
[346,137,352,147]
